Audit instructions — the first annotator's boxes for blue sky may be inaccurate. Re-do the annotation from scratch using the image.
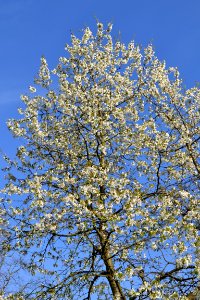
[0,0,200,158]
[0,1,199,296]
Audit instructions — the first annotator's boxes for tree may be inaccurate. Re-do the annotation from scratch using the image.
[1,23,200,299]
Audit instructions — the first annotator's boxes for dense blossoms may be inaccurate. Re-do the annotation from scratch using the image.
[1,23,200,299]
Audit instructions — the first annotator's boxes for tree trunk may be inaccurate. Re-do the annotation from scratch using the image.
[98,229,126,300]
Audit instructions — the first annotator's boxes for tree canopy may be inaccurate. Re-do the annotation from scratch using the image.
[1,23,200,299]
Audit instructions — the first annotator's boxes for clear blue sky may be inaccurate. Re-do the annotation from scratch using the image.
[1,0,200,159]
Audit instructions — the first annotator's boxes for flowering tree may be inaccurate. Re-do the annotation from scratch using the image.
[1,23,200,299]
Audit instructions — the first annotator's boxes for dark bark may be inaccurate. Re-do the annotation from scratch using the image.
[98,228,126,300]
